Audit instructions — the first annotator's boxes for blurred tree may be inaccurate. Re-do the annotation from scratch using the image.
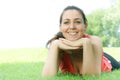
[86,0,120,47]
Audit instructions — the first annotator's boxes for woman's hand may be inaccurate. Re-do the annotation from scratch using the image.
[51,39,80,50]
[59,38,84,48]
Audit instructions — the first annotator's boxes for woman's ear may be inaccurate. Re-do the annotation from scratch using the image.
[84,23,88,31]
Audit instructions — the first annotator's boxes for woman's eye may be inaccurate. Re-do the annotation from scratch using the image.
[75,21,81,24]
[64,22,69,24]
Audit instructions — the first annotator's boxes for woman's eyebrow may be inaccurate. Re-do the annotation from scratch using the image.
[63,18,82,21]
[63,19,69,21]
[75,18,82,20]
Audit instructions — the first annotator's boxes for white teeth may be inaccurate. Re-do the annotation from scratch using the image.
[68,32,77,35]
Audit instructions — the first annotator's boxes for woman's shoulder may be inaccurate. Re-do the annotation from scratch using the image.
[84,34,101,40]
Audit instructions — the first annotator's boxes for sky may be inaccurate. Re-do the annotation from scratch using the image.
[0,0,112,48]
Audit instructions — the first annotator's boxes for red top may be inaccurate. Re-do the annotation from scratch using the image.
[59,34,112,74]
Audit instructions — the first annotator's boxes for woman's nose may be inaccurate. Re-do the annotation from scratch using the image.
[69,23,75,29]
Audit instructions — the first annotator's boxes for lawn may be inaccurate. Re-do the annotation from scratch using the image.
[0,47,120,80]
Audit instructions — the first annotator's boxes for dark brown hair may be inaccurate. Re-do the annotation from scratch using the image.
[46,5,87,47]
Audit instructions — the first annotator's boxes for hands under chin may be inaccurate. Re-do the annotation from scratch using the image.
[59,38,83,48]
[50,38,83,51]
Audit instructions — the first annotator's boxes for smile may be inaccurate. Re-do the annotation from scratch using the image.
[68,32,78,35]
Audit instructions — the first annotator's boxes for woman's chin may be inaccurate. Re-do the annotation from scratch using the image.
[67,38,79,41]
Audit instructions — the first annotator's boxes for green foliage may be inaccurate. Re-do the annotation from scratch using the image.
[86,1,120,47]
[86,9,105,36]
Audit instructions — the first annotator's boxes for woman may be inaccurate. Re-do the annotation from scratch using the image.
[42,5,120,77]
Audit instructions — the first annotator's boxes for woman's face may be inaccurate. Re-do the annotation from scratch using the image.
[60,10,87,41]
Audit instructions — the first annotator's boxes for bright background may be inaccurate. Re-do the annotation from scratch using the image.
[0,0,112,48]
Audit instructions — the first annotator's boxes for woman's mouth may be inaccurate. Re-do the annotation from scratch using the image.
[68,32,78,35]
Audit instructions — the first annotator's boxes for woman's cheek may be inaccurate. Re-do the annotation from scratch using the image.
[79,28,85,33]
[60,27,68,32]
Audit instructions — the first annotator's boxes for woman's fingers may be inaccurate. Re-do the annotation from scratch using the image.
[58,39,80,50]
[59,38,83,47]
[59,38,73,46]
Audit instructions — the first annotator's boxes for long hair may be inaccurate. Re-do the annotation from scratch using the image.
[46,32,64,47]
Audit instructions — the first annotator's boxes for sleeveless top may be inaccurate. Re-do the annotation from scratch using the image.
[59,34,112,74]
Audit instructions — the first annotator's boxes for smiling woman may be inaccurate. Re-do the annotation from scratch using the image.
[41,5,120,77]
[60,8,87,41]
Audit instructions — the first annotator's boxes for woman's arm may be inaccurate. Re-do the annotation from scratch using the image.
[82,36,103,75]
[42,40,60,77]
[42,40,79,77]
[60,36,103,75]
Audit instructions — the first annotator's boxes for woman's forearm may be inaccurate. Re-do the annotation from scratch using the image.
[42,41,60,77]
[82,38,102,75]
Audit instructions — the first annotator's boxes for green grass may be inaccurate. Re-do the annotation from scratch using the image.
[0,62,43,80]
[0,47,120,80]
